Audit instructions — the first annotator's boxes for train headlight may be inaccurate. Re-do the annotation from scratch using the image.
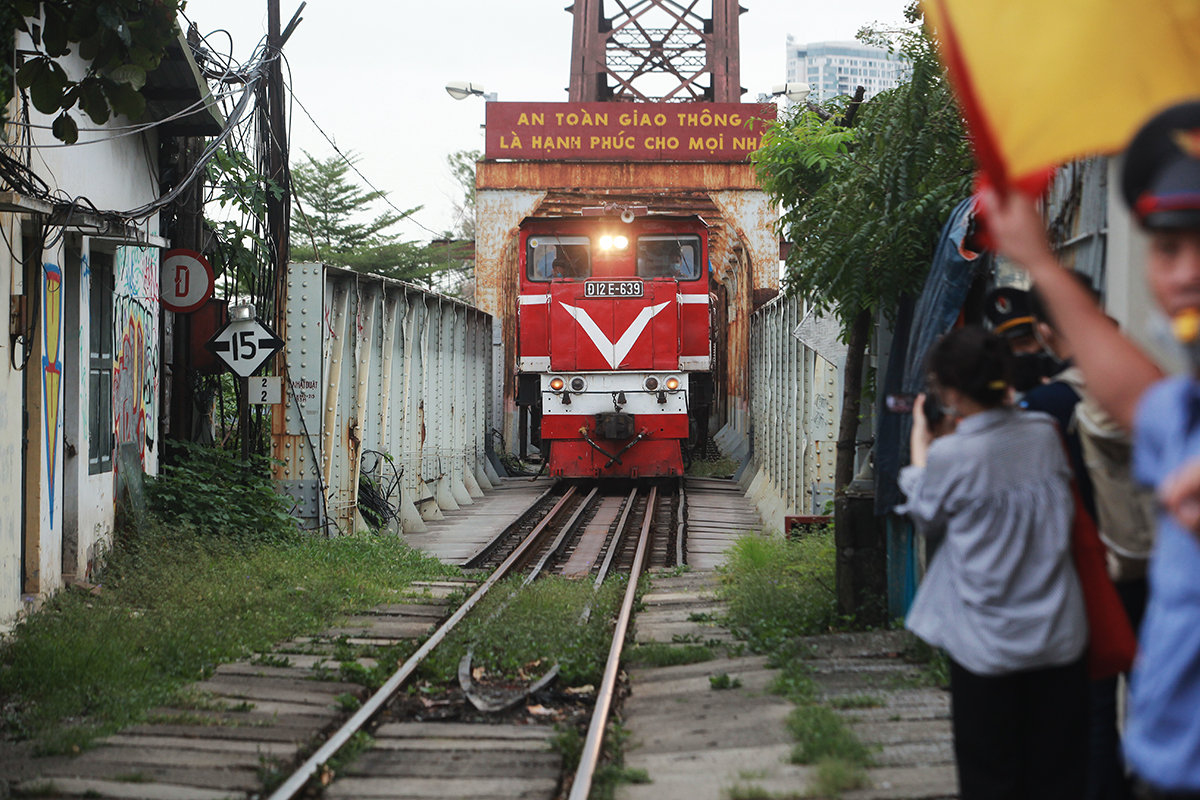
[665,376,681,392]
[569,376,587,392]
[644,375,660,391]
[599,235,614,250]
[614,235,629,249]
[549,376,565,391]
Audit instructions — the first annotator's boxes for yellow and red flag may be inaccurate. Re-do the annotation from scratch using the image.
[923,0,1200,192]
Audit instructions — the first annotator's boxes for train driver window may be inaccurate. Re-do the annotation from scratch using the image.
[637,235,701,280]
[527,236,591,281]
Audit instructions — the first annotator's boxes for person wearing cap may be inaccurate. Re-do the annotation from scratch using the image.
[986,286,1064,392]
[981,99,1200,799]
[1022,282,1144,800]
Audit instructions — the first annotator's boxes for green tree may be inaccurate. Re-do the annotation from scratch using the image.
[752,4,974,618]
[291,151,443,284]
[7,0,184,143]
[291,151,414,256]
[204,146,280,296]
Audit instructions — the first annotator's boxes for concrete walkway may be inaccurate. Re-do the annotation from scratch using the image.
[619,571,957,800]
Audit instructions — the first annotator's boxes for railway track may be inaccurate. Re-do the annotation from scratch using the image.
[267,478,683,800]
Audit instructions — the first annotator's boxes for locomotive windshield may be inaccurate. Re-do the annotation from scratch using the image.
[637,235,701,280]
[527,235,591,281]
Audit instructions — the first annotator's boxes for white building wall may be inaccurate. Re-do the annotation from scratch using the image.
[3,33,163,621]
[0,213,26,624]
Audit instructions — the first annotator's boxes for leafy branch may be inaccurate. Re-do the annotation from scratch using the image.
[752,4,973,333]
[10,0,184,143]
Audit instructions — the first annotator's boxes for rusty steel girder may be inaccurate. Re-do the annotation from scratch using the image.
[568,0,744,103]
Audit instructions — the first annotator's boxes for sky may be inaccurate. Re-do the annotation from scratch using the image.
[187,0,908,241]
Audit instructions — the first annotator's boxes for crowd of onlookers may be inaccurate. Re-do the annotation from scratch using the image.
[898,101,1200,800]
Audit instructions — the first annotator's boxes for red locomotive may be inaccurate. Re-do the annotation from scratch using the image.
[515,212,713,478]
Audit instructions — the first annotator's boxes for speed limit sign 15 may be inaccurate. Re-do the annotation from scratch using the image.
[161,249,214,313]
[204,318,284,378]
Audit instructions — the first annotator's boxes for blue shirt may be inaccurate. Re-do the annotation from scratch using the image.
[1127,376,1200,790]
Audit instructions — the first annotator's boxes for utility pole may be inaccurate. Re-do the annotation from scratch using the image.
[266,0,291,304]
[255,0,292,462]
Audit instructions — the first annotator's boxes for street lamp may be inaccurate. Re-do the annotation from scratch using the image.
[445,80,497,102]
[772,82,812,103]
[758,82,813,105]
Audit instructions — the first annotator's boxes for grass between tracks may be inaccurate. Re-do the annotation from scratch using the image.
[0,519,450,754]
[686,456,742,478]
[718,530,871,797]
[419,575,627,686]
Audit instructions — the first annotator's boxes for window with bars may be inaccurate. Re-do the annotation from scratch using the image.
[89,250,113,474]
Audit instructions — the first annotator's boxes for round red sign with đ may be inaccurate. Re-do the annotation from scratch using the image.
[161,249,214,313]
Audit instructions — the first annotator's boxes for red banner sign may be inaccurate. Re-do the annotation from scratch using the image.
[485,102,777,162]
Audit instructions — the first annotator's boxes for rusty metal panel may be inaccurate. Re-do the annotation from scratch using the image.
[274,263,325,529]
[477,161,764,192]
[1045,156,1108,297]
[277,264,496,535]
[736,293,842,528]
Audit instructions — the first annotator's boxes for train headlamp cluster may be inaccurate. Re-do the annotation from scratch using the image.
[598,234,629,250]
[551,374,680,399]
[643,375,681,393]
[550,375,589,393]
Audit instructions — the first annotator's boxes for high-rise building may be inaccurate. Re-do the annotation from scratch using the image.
[785,36,909,103]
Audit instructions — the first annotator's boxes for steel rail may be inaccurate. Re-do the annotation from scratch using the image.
[580,486,640,625]
[594,487,640,588]
[526,485,600,581]
[267,484,577,800]
[462,481,560,569]
[568,485,658,800]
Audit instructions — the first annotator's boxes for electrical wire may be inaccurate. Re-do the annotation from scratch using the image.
[282,73,445,239]
[6,82,243,137]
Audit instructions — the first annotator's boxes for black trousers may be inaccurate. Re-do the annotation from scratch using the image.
[950,655,1089,800]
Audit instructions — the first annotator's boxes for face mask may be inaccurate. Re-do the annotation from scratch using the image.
[1011,351,1050,392]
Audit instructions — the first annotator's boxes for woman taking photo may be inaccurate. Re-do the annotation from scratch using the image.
[899,325,1088,800]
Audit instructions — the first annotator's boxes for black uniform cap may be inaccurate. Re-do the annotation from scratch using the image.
[984,287,1035,340]
[1122,100,1200,230]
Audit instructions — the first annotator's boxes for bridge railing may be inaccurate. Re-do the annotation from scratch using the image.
[275,264,501,535]
[721,293,840,532]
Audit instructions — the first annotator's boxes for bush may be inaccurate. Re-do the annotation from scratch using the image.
[719,530,838,652]
[145,440,296,545]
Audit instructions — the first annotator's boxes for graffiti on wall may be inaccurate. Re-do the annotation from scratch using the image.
[112,247,159,466]
[42,263,63,529]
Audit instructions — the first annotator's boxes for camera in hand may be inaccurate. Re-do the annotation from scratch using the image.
[886,393,946,428]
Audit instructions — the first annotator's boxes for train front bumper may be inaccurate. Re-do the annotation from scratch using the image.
[539,373,689,477]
